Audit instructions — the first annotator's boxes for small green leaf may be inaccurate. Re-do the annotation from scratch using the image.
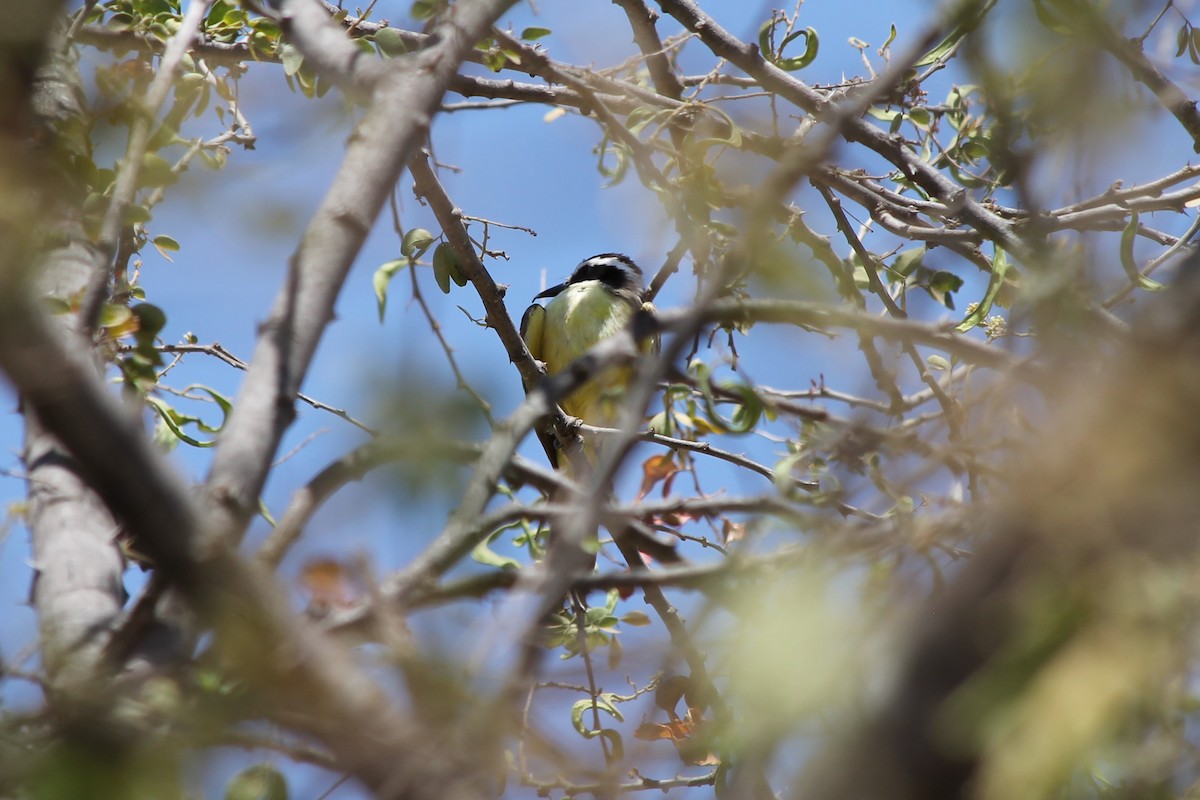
[924,270,964,310]
[927,354,951,372]
[411,0,439,21]
[1119,211,1165,292]
[957,247,1009,332]
[620,611,651,627]
[866,106,901,123]
[146,397,216,448]
[373,258,407,322]
[432,247,452,294]
[99,304,133,329]
[258,498,277,528]
[434,242,467,287]
[189,385,233,434]
[692,361,762,434]
[373,27,409,57]
[280,43,304,76]
[152,234,179,261]
[913,31,961,67]
[131,302,167,343]
[471,525,521,570]
[570,695,624,737]
[1032,0,1073,35]
[915,3,993,67]
[596,138,630,188]
[882,23,898,51]
[122,204,152,225]
[758,19,819,71]
[401,227,436,258]
[891,247,925,279]
[520,26,551,41]
[225,764,288,800]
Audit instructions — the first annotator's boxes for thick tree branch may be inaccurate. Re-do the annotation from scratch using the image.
[13,5,127,701]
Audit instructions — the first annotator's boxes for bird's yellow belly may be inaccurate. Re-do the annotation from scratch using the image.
[540,282,634,427]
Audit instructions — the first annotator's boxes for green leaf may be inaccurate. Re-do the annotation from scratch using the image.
[280,43,304,77]
[690,105,743,150]
[411,0,440,21]
[401,227,436,258]
[913,31,961,67]
[100,304,133,329]
[957,247,1010,332]
[122,204,152,225]
[373,258,407,322]
[596,138,630,187]
[258,497,277,528]
[891,247,926,279]
[152,234,179,261]
[471,525,521,570]
[146,397,217,448]
[189,385,233,434]
[199,148,227,170]
[432,247,452,294]
[620,611,651,627]
[1032,0,1073,36]
[520,26,551,41]
[131,302,168,344]
[1119,211,1165,292]
[927,354,951,372]
[570,695,624,738]
[915,3,992,67]
[921,269,963,310]
[692,361,762,434]
[225,764,288,800]
[882,23,898,51]
[373,27,409,57]
[758,19,819,71]
[433,242,467,287]
[139,152,177,188]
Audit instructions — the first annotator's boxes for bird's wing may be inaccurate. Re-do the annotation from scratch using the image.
[637,300,661,357]
[519,302,559,469]
[520,302,546,365]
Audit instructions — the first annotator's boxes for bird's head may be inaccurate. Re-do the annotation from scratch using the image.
[534,253,645,301]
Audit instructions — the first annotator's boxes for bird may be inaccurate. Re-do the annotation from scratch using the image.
[520,253,655,471]
[521,252,681,567]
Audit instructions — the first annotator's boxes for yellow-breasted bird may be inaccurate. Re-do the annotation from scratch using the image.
[520,253,655,471]
[521,252,680,565]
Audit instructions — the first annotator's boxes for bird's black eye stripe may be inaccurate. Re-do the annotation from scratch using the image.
[569,253,642,291]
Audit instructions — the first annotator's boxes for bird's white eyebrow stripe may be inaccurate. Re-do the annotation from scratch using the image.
[576,253,641,274]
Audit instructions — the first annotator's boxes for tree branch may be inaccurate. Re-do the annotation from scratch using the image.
[201,0,519,542]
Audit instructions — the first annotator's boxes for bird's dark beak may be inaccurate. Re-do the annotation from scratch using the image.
[534,282,568,300]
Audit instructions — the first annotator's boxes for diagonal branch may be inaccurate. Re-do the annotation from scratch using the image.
[201,0,519,544]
